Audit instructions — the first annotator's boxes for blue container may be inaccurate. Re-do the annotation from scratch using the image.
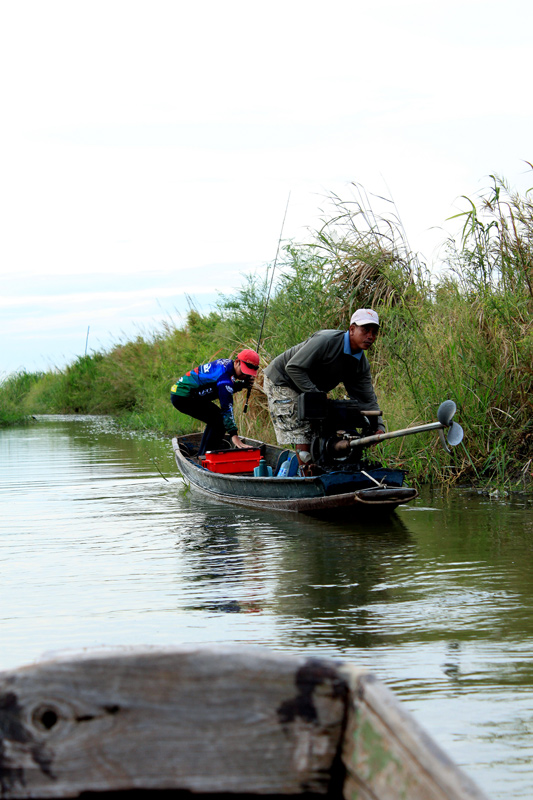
[254,458,273,477]
[276,453,299,477]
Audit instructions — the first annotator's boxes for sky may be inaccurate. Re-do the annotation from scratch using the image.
[1,0,532,377]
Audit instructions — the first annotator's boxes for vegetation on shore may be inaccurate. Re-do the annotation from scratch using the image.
[2,173,532,490]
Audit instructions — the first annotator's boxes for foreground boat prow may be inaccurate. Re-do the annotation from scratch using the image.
[0,646,489,800]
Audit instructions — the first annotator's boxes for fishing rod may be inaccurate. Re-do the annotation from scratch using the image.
[243,192,291,413]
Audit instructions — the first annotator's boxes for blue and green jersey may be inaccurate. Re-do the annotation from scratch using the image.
[171,358,241,436]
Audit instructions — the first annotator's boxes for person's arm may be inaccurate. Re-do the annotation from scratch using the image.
[217,379,252,449]
[284,335,331,393]
[344,361,385,432]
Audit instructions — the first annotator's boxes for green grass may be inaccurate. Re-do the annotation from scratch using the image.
[0,371,44,426]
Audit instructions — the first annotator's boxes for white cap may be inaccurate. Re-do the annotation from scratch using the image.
[350,308,380,327]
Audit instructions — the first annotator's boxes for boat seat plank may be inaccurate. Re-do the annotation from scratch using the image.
[0,647,347,799]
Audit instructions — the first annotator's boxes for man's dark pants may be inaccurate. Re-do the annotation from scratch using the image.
[171,394,226,455]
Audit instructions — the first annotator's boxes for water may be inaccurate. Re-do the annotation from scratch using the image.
[1,416,532,798]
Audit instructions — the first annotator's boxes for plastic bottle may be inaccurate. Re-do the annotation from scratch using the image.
[277,459,291,477]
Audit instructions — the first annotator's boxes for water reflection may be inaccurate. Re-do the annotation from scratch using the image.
[271,517,413,649]
[171,497,415,648]
[175,511,264,614]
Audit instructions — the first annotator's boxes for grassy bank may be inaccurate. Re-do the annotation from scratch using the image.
[2,174,532,490]
[0,371,45,427]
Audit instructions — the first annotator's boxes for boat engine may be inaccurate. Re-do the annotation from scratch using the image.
[297,391,383,470]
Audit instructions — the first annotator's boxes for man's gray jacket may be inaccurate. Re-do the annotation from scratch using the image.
[264,329,383,428]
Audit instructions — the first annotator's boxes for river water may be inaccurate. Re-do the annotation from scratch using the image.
[1,415,532,798]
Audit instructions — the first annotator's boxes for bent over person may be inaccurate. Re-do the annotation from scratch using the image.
[263,309,385,467]
[171,349,260,456]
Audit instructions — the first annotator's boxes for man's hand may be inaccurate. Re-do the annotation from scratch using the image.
[231,434,253,450]
[233,375,255,392]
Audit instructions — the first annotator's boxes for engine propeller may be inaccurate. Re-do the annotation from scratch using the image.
[345,400,464,453]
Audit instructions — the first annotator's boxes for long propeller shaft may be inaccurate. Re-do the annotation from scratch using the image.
[350,421,444,449]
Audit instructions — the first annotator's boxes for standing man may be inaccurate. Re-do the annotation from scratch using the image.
[263,309,384,466]
[171,349,260,456]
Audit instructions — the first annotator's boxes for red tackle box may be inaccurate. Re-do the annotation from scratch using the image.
[203,448,262,474]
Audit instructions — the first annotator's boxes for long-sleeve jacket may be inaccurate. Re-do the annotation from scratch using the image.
[264,329,383,428]
[171,359,245,436]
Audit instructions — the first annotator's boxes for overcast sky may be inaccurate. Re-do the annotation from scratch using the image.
[1,0,532,377]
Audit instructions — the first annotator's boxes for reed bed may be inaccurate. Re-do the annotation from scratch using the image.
[2,173,532,490]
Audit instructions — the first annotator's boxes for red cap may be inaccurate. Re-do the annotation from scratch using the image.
[236,349,260,375]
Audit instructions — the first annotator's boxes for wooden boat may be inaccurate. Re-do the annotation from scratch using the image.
[170,397,466,516]
[0,645,489,800]
[172,432,419,514]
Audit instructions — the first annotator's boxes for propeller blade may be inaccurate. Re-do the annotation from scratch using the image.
[438,428,451,453]
[437,400,457,427]
[447,421,464,447]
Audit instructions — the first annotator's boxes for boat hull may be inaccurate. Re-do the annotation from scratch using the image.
[0,646,489,800]
[172,434,418,515]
